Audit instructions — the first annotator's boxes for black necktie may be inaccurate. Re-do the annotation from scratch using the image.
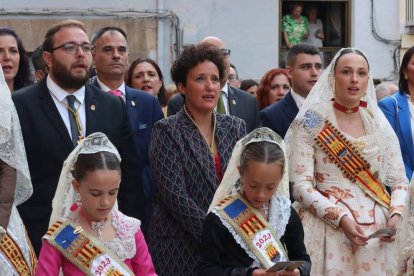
[66,95,79,146]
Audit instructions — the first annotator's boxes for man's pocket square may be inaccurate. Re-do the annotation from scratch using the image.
[138,123,147,130]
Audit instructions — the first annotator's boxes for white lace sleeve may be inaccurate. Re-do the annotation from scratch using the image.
[289,112,346,228]
[380,126,409,217]
[394,184,414,275]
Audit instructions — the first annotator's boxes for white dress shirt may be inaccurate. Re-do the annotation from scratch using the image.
[47,75,86,140]
[219,83,230,115]
[290,89,306,109]
[96,77,126,99]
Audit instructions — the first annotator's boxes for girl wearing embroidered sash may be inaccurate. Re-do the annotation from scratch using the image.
[286,48,408,275]
[0,67,36,275]
[199,128,311,276]
[36,132,156,276]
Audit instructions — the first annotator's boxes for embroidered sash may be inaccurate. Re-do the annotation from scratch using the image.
[215,195,288,269]
[45,221,134,276]
[315,120,391,209]
[0,231,36,276]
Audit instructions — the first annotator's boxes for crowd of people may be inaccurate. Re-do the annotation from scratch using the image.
[0,17,413,276]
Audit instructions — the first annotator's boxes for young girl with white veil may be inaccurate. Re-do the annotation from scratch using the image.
[35,132,156,275]
[199,127,311,276]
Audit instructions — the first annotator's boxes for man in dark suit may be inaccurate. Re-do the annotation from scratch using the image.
[261,44,323,138]
[167,36,260,133]
[12,20,145,255]
[90,26,164,231]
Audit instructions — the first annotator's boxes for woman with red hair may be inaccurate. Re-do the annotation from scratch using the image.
[256,68,291,110]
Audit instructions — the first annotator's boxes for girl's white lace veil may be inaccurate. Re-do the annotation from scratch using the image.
[0,67,32,205]
[209,127,291,238]
[49,132,121,226]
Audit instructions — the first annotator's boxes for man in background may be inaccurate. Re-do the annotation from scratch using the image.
[90,26,164,231]
[375,82,398,101]
[228,63,241,88]
[31,46,48,81]
[261,43,323,138]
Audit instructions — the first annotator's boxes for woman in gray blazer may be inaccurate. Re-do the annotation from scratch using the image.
[148,43,246,275]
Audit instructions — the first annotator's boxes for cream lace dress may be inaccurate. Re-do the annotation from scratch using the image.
[289,103,408,275]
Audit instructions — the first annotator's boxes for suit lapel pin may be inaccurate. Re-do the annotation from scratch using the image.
[90,104,96,111]
[232,99,236,105]
[131,100,136,107]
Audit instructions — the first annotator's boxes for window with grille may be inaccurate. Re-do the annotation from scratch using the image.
[407,0,414,26]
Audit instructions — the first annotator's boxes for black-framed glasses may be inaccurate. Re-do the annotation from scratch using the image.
[51,43,94,54]
[221,48,231,56]
[228,74,239,81]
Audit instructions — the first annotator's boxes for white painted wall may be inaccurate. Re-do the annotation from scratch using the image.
[1,0,402,83]
[163,0,279,81]
[352,0,401,81]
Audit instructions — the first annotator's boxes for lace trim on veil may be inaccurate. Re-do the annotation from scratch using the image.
[211,208,257,262]
[0,68,32,206]
[268,196,291,239]
[49,132,121,226]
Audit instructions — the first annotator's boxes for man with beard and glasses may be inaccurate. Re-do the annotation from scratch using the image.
[12,20,145,255]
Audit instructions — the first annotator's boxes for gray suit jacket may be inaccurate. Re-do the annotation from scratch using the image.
[147,109,246,274]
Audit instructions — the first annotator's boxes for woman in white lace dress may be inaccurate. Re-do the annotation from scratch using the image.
[35,133,156,276]
[286,48,408,275]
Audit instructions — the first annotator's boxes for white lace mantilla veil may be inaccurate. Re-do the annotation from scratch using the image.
[394,179,414,275]
[284,47,402,188]
[49,132,121,226]
[0,67,32,205]
[208,127,291,241]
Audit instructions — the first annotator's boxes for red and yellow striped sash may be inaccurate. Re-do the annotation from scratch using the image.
[315,121,390,208]
[0,231,36,275]
[216,195,288,269]
[45,221,133,275]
